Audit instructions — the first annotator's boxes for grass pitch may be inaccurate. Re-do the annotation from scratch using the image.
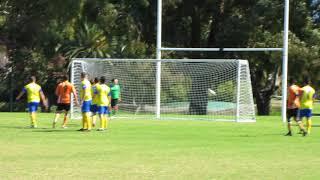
[0,113,320,179]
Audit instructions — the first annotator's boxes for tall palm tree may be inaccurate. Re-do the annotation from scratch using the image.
[59,22,110,59]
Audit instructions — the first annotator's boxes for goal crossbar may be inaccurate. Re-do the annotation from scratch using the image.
[160,48,283,52]
[72,58,243,63]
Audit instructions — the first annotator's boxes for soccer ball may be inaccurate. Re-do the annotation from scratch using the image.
[208,88,216,96]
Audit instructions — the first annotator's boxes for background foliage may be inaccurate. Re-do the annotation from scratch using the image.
[0,0,319,114]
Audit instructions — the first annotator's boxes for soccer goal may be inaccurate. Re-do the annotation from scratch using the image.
[70,58,255,122]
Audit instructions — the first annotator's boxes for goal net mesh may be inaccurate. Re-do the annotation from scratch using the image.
[70,59,255,122]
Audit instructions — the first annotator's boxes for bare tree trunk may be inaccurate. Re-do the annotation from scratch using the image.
[251,66,279,115]
[207,0,225,48]
[187,3,209,115]
[189,75,209,115]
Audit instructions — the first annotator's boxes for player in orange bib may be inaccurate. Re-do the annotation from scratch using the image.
[285,78,307,136]
[53,75,79,128]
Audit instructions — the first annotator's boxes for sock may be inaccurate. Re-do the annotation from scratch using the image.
[287,123,291,133]
[102,116,106,129]
[307,119,312,134]
[114,107,119,115]
[62,116,68,127]
[53,113,60,127]
[100,115,104,129]
[86,113,92,130]
[83,114,88,129]
[31,113,37,127]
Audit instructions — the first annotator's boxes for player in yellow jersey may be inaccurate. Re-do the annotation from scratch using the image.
[16,76,48,128]
[297,78,316,135]
[90,77,99,127]
[94,76,111,131]
[79,72,92,131]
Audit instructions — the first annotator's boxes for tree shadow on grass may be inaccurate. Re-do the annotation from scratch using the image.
[31,129,79,133]
[0,125,81,133]
[0,125,37,129]
[224,132,293,138]
[292,124,320,127]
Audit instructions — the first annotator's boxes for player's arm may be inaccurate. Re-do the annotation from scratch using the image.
[312,92,317,103]
[92,86,98,100]
[55,84,60,96]
[108,92,112,106]
[40,89,48,109]
[80,84,86,103]
[72,85,80,106]
[16,88,26,100]
[297,87,303,97]
[55,84,61,104]
[298,89,304,101]
[119,87,122,102]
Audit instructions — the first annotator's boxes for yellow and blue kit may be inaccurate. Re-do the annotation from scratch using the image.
[299,85,315,118]
[95,84,111,114]
[23,82,42,112]
[81,79,92,113]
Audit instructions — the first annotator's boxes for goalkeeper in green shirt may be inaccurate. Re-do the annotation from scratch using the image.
[110,78,121,116]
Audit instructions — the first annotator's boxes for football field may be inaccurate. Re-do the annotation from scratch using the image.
[0,113,320,179]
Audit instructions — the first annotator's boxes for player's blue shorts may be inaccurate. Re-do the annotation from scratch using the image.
[98,106,109,114]
[28,102,39,112]
[90,104,98,114]
[82,100,92,113]
[298,109,312,118]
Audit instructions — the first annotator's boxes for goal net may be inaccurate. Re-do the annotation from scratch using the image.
[70,58,255,122]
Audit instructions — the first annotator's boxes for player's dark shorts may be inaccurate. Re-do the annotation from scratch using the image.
[56,103,71,112]
[90,104,98,114]
[111,99,119,108]
[298,109,312,119]
[287,108,298,122]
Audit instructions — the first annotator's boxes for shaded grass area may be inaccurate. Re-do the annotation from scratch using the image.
[0,113,320,179]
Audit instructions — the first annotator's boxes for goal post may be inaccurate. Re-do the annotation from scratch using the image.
[69,58,255,122]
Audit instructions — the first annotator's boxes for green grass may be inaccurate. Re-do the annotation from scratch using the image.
[1,113,320,179]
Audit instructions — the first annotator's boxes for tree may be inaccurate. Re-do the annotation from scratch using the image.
[1,0,320,115]
[158,0,320,115]
[58,22,110,59]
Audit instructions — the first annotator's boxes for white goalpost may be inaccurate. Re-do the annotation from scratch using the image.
[156,0,290,123]
[70,58,255,122]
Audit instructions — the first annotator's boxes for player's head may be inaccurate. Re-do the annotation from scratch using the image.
[303,77,311,85]
[62,74,69,81]
[288,78,296,85]
[112,78,118,84]
[81,72,87,80]
[100,76,106,84]
[94,77,99,84]
[29,76,36,83]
